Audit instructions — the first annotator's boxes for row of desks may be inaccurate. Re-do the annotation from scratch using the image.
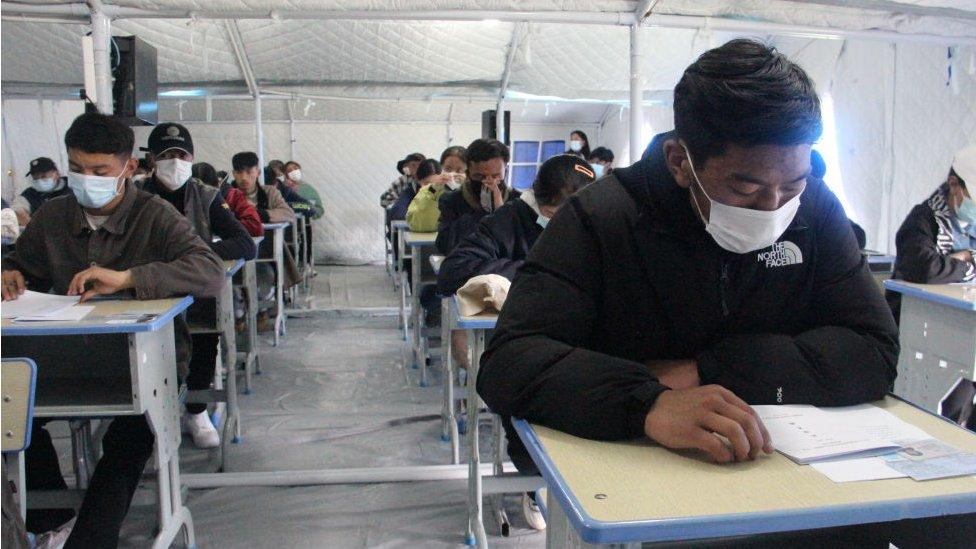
[0,222,297,548]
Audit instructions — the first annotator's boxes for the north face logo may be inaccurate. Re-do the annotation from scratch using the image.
[757,241,803,268]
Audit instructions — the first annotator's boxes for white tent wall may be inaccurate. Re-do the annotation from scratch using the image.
[1,99,85,204]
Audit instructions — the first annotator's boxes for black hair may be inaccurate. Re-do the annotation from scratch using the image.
[233,152,260,172]
[588,146,614,163]
[216,170,228,183]
[64,112,134,158]
[192,162,219,187]
[810,149,827,180]
[268,159,285,171]
[415,159,442,182]
[674,38,822,168]
[440,146,467,165]
[137,158,151,171]
[285,160,301,170]
[405,152,426,163]
[950,168,967,189]
[534,154,596,207]
[569,130,591,158]
[466,139,510,164]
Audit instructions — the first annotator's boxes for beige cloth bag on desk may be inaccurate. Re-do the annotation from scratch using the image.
[457,274,511,316]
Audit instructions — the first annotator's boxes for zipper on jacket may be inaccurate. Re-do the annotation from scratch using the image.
[719,260,730,317]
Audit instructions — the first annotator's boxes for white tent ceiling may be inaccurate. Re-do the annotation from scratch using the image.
[2,0,975,124]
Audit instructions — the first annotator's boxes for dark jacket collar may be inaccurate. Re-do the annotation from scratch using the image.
[70,179,140,236]
[613,131,810,238]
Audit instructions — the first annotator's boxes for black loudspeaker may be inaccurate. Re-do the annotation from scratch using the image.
[482,110,511,145]
[111,36,158,126]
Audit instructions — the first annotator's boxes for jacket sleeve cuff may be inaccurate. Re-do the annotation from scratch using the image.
[129,265,155,300]
[696,350,722,385]
[625,381,668,438]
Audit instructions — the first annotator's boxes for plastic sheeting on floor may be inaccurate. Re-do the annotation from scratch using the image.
[114,265,544,547]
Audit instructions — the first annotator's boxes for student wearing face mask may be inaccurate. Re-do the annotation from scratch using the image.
[892,144,976,287]
[1,112,224,548]
[438,154,594,295]
[477,40,923,547]
[406,147,468,233]
[11,157,71,226]
[566,129,591,159]
[141,122,256,448]
[587,146,614,178]
[435,139,518,255]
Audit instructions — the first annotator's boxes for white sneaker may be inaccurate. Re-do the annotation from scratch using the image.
[522,492,546,531]
[186,411,221,448]
[34,517,75,549]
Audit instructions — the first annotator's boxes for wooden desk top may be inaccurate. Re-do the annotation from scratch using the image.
[516,397,976,544]
[1,296,193,336]
[884,280,976,311]
[404,231,437,246]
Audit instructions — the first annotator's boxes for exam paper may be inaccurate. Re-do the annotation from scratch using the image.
[753,404,929,464]
[12,305,94,322]
[1,291,80,319]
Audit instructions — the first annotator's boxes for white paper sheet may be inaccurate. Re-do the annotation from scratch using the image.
[811,457,906,483]
[12,305,94,322]
[753,404,929,464]
[1,290,80,318]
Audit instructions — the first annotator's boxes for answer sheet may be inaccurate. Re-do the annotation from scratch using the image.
[1,290,81,319]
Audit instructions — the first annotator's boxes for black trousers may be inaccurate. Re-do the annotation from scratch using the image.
[26,416,154,548]
[186,332,219,415]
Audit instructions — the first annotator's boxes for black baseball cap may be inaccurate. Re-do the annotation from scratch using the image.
[396,153,426,174]
[25,157,57,176]
[145,122,194,157]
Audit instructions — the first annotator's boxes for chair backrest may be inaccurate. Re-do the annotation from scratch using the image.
[1,358,37,453]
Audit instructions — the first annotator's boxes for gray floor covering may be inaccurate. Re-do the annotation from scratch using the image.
[105,265,545,547]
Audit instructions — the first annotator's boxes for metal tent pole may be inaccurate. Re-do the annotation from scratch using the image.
[87,0,112,114]
[629,24,644,163]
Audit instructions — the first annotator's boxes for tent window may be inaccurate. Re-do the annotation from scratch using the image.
[510,140,565,190]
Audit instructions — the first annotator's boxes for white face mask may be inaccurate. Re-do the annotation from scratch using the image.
[154,158,193,191]
[68,169,125,209]
[276,174,285,182]
[683,143,801,254]
[589,163,605,178]
[31,177,58,193]
[480,186,494,211]
[287,169,302,182]
[131,173,147,183]
[444,172,463,190]
[569,140,584,152]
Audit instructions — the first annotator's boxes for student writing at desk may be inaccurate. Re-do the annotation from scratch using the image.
[475,40,970,546]
[140,122,257,448]
[0,112,224,547]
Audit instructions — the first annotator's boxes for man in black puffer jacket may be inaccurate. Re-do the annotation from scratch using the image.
[437,154,595,295]
[478,39,927,546]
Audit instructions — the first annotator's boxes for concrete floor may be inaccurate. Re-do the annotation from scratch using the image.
[114,265,545,548]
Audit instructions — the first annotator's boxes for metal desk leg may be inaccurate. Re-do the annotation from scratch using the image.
[397,233,410,341]
[467,328,488,548]
[306,219,315,292]
[133,326,196,549]
[441,298,460,464]
[288,220,300,306]
[242,260,260,381]
[218,278,241,446]
[412,244,427,383]
[272,227,286,346]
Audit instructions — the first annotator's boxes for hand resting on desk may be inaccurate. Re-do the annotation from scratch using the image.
[644,384,773,464]
[1,269,27,300]
[68,266,134,302]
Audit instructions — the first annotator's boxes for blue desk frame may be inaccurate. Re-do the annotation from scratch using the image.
[514,397,976,546]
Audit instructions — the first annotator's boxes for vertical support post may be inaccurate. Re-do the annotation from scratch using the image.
[254,94,265,183]
[88,1,113,114]
[629,23,644,163]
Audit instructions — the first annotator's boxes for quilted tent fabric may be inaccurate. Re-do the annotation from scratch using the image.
[1,1,975,262]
